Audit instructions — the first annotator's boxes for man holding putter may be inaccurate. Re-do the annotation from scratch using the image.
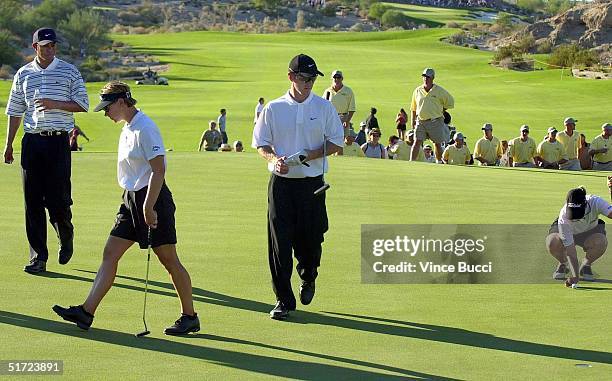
[546,179,612,287]
[252,54,343,320]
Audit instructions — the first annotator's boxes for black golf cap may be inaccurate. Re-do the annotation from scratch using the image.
[566,187,587,220]
[33,28,57,45]
[289,54,324,77]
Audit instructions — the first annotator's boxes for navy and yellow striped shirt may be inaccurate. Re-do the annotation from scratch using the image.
[5,57,89,133]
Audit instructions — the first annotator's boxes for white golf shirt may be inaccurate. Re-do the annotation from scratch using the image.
[254,102,264,123]
[558,195,612,246]
[252,91,344,178]
[117,110,166,191]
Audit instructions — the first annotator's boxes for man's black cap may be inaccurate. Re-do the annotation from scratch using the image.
[289,54,323,77]
[566,187,587,220]
[33,28,57,45]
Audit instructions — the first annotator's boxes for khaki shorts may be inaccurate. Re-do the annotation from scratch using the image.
[559,159,581,171]
[415,117,448,144]
[593,161,612,171]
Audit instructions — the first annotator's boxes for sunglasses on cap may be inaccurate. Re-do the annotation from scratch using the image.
[333,75,342,79]
[295,73,317,83]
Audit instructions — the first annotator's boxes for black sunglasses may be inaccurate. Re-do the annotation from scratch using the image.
[295,73,317,83]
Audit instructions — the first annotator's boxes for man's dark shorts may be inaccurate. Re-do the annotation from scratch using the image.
[110,183,177,249]
[548,218,606,248]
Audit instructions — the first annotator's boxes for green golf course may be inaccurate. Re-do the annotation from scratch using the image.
[0,28,611,380]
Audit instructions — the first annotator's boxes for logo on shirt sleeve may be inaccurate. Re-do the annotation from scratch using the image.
[152,146,160,152]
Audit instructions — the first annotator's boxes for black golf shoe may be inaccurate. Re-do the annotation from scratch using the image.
[552,263,567,280]
[580,264,594,281]
[58,240,73,265]
[299,281,315,305]
[164,313,200,335]
[52,305,94,330]
[24,259,46,274]
[270,301,290,320]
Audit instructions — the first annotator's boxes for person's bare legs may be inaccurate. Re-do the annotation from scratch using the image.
[434,142,443,161]
[546,233,567,263]
[411,139,423,161]
[153,244,195,316]
[583,233,607,265]
[82,236,134,315]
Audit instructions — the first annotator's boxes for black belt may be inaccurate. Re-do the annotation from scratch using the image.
[595,161,612,165]
[32,130,68,137]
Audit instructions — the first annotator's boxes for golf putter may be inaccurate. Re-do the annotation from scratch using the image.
[136,227,152,337]
[314,135,330,196]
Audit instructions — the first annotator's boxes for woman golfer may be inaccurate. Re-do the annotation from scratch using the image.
[53,81,199,335]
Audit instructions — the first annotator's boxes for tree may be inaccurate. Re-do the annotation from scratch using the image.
[368,2,388,20]
[0,29,20,66]
[58,10,108,57]
[381,10,406,29]
[19,0,78,32]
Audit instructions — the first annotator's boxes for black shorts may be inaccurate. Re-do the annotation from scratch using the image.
[110,183,177,249]
[548,218,606,248]
[396,123,407,131]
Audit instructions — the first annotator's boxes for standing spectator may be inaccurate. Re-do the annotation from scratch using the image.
[251,54,343,320]
[410,68,454,162]
[395,108,408,140]
[69,125,89,151]
[198,121,223,151]
[217,108,228,144]
[254,97,265,125]
[589,123,612,171]
[442,132,470,165]
[473,123,502,166]
[364,107,379,135]
[338,130,364,157]
[557,117,581,171]
[3,27,89,274]
[423,144,436,163]
[499,140,510,167]
[355,120,367,146]
[509,125,537,168]
[322,70,355,137]
[536,127,567,169]
[361,128,387,159]
[578,134,591,170]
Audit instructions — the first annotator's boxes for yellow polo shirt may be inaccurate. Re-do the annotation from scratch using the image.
[590,135,612,163]
[323,85,356,114]
[556,131,579,160]
[410,84,454,121]
[443,144,470,165]
[474,136,502,165]
[341,142,365,157]
[537,140,567,163]
[388,140,419,161]
[509,137,536,164]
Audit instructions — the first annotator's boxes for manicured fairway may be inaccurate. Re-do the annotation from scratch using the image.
[0,152,611,380]
[381,3,490,26]
[1,29,610,153]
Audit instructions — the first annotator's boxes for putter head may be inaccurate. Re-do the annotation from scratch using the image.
[135,330,151,337]
[313,183,330,196]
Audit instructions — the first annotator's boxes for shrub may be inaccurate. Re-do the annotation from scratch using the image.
[367,2,388,20]
[536,40,552,54]
[549,44,599,68]
[58,10,109,57]
[449,31,467,45]
[320,1,339,17]
[0,29,20,67]
[446,21,460,29]
[380,10,407,29]
[349,22,364,32]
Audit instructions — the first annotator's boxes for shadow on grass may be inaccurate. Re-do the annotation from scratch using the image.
[0,311,446,381]
[63,270,612,365]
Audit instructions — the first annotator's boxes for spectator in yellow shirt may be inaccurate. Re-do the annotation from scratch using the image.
[405,130,425,162]
[536,127,568,169]
[442,132,470,165]
[474,123,502,166]
[557,117,581,171]
[338,130,365,157]
[322,70,355,136]
[590,123,612,171]
[509,125,536,168]
[423,144,436,163]
[410,68,454,162]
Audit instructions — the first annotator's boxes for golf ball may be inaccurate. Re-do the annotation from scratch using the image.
[571,283,578,289]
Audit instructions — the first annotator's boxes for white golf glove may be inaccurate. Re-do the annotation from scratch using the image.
[285,150,310,167]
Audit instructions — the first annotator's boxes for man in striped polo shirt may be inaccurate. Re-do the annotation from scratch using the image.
[3,28,89,274]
